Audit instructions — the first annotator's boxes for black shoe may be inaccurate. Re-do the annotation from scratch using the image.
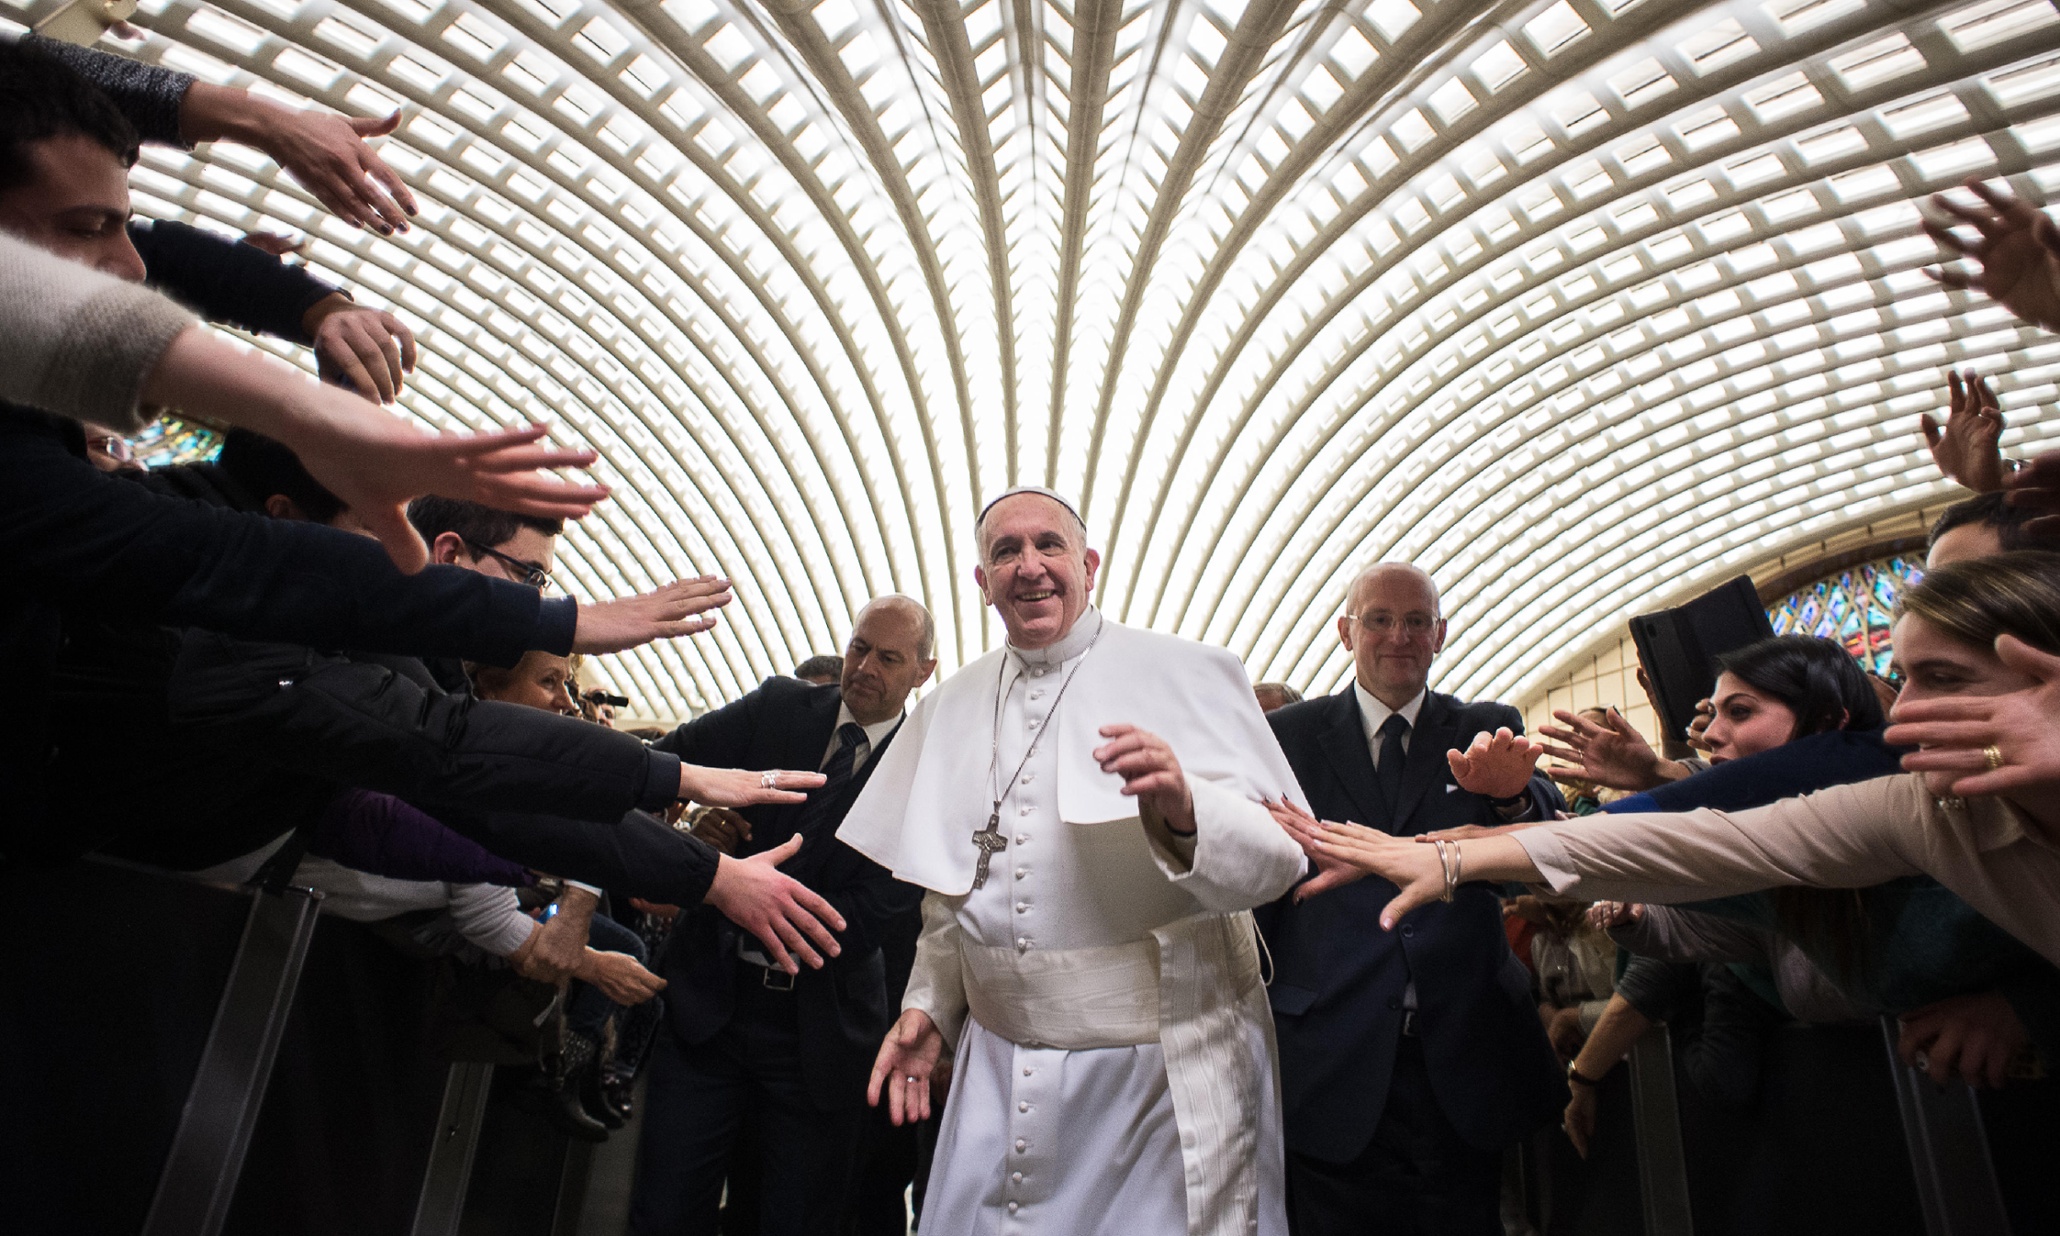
[580,1064,627,1130]
[514,1071,610,1143]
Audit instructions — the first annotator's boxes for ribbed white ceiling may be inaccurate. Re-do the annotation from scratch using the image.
[15,0,2060,717]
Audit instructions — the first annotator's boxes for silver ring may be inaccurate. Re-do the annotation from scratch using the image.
[761,771,778,789]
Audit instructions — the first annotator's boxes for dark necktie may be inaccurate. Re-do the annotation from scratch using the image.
[792,722,867,842]
[1375,714,1409,816]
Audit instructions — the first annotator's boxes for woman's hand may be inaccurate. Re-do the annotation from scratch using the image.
[679,764,826,807]
[1266,798,1365,901]
[1539,706,1681,791]
[1896,990,2028,1089]
[1306,821,1447,928]
[1887,636,2060,797]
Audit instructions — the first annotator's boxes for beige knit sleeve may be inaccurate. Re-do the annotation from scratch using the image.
[1515,772,1924,904]
[0,232,195,433]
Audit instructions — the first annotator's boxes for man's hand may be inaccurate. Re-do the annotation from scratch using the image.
[572,576,734,654]
[183,85,419,234]
[868,1009,946,1125]
[687,805,753,855]
[1267,798,1364,901]
[1538,707,1684,792]
[1924,177,2060,333]
[1095,724,1195,834]
[1922,369,2008,493]
[305,295,417,403]
[512,886,597,983]
[573,949,668,1005]
[1446,728,1544,800]
[704,835,845,973]
[678,764,824,808]
[1897,990,2029,1089]
[1564,1084,1599,1159]
[1887,635,2060,797]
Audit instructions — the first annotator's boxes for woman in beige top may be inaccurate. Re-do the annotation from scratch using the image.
[1286,551,2060,968]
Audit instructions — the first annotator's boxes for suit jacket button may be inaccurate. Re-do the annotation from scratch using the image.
[1400,924,1414,937]
[1387,997,1401,1010]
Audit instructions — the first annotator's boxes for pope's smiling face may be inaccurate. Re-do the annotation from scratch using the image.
[974,494,1101,650]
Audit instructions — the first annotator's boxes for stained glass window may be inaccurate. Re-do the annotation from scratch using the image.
[1767,556,1928,676]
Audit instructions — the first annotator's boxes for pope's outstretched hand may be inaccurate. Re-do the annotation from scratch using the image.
[870,1009,945,1126]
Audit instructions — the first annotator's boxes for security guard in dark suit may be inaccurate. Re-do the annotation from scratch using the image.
[1259,564,1565,1236]
[629,597,936,1236]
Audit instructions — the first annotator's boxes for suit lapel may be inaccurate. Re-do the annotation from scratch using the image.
[1316,690,1386,832]
[1394,691,1459,831]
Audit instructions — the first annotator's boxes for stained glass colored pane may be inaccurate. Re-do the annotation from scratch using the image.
[1766,555,1926,677]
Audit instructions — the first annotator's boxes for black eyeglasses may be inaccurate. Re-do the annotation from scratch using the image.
[463,538,555,591]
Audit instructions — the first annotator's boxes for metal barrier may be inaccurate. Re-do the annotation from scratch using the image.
[1881,1017,2014,1236]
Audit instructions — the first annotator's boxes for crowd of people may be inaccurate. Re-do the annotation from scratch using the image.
[9,21,2060,1236]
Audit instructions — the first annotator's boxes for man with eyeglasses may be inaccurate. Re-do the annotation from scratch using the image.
[1256,564,1567,1236]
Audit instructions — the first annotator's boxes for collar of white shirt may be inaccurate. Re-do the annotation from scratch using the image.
[1352,681,1426,768]
[826,701,902,771]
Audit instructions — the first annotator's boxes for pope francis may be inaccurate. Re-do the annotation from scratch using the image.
[839,487,1308,1236]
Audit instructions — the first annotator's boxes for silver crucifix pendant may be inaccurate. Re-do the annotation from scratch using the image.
[971,812,1009,889]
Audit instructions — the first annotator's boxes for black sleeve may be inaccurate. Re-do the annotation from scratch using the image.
[1615,955,1700,1023]
[816,859,924,961]
[132,220,339,343]
[1680,965,1782,1111]
[650,681,775,768]
[2,407,571,662]
[436,807,720,907]
[169,634,678,820]
[19,35,193,145]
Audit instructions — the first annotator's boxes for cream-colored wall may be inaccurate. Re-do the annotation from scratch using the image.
[1514,498,1956,751]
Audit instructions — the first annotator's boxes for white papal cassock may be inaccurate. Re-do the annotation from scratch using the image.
[838,609,1308,1236]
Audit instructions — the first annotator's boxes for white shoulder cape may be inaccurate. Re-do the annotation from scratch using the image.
[837,617,1306,894]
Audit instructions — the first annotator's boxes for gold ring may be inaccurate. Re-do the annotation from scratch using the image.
[1984,744,2005,771]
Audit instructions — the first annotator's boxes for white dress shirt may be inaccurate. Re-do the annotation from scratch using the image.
[1352,682,1426,769]
[821,702,901,772]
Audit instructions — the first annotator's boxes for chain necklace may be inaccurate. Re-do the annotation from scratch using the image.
[968,616,1104,889]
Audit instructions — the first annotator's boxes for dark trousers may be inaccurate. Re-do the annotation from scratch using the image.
[1286,1036,1502,1236]
[628,973,864,1236]
[842,1099,920,1235]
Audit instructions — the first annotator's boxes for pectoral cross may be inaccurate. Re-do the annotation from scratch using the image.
[971,812,1009,889]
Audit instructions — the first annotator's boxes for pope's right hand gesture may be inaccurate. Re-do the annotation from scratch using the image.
[869,1009,945,1125]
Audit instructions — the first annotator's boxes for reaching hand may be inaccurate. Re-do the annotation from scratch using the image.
[1683,698,1717,753]
[1307,821,1448,929]
[512,889,595,983]
[1897,990,2028,1089]
[140,327,605,572]
[1921,370,2008,493]
[1094,724,1196,834]
[1446,727,1545,800]
[181,84,418,233]
[1924,178,2060,334]
[572,576,735,654]
[677,764,824,808]
[1539,707,1679,792]
[868,1009,946,1125]
[1586,901,1644,933]
[687,805,753,856]
[1886,635,2060,797]
[575,949,668,1005]
[1266,798,1365,901]
[704,835,845,973]
[307,296,418,403]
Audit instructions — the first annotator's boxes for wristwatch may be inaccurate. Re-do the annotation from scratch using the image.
[1567,1062,1601,1088]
